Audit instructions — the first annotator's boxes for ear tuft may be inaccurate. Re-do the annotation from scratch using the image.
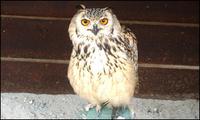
[103,7,113,12]
[76,4,86,10]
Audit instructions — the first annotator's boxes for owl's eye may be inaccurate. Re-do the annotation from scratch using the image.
[100,18,108,25]
[81,19,90,26]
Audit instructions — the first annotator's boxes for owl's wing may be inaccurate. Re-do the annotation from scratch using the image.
[121,25,138,62]
[122,26,139,92]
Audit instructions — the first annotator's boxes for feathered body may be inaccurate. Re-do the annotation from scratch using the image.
[68,6,138,109]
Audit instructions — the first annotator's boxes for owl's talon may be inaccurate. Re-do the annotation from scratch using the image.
[84,104,95,111]
[96,105,102,117]
[96,105,101,113]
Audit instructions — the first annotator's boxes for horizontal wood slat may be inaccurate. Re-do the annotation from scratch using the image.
[1,18,199,65]
[1,1,199,23]
[1,57,198,70]
[1,61,199,99]
[1,61,74,94]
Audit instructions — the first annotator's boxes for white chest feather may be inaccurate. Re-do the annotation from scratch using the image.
[89,46,107,74]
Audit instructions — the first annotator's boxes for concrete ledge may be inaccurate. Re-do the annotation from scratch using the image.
[1,93,199,119]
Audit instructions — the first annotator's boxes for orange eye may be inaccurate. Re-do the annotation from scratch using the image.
[81,19,90,26]
[100,18,108,25]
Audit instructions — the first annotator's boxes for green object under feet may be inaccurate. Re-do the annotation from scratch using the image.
[81,106,134,119]
[113,106,133,119]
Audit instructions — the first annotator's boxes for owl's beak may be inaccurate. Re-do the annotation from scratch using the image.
[91,24,100,35]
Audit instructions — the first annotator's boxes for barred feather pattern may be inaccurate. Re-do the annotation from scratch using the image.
[68,7,138,108]
[67,8,138,107]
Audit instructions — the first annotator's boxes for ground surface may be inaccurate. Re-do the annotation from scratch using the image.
[1,93,199,119]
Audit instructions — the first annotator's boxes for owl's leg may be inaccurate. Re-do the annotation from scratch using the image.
[84,104,95,111]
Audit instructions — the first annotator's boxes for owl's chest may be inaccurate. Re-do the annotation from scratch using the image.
[88,48,108,74]
[71,38,123,74]
[76,45,108,74]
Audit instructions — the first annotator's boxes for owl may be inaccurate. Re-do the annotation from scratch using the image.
[67,5,138,118]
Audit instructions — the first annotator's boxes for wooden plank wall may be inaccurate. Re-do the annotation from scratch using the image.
[1,1,199,99]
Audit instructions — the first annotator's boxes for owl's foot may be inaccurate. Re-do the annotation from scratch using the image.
[82,105,112,119]
[84,104,95,111]
[84,104,102,112]
[112,106,135,119]
[96,105,101,113]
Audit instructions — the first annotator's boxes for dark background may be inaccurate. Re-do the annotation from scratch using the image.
[1,1,199,99]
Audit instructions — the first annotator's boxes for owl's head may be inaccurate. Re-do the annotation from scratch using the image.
[69,5,121,39]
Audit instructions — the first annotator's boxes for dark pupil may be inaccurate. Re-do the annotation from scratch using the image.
[84,20,87,23]
[102,20,105,22]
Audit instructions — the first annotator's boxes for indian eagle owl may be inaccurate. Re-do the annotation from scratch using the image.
[67,4,138,116]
